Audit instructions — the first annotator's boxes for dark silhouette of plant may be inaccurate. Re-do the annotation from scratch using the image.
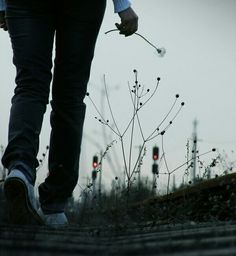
[86,70,185,199]
[37,145,49,171]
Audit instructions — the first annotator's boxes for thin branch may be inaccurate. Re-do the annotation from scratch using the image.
[147,101,185,142]
[139,83,146,99]
[130,141,146,180]
[87,94,120,136]
[165,102,185,130]
[120,137,129,179]
[105,29,162,53]
[170,150,215,175]
[122,78,160,138]
[161,135,171,195]
[136,110,146,142]
[146,95,179,141]
[103,75,121,136]
[158,150,216,178]
[87,94,105,123]
[121,81,139,137]
[128,82,137,178]
[128,81,146,143]
[136,78,160,110]
[128,81,135,107]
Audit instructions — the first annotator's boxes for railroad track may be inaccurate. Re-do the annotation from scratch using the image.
[1,221,236,255]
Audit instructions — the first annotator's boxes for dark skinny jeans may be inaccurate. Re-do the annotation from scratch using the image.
[2,0,106,213]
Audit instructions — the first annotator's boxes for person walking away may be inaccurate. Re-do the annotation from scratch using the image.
[0,0,138,226]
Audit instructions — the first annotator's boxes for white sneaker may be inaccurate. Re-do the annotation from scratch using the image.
[38,207,68,228]
[4,169,44,225]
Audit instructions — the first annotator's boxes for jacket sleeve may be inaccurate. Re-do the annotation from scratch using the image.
[0,0,6,11]
[112,0,131,13]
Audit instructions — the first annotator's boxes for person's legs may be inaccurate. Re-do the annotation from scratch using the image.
[2,0,55,224]
[2,0,55,184]
[39,0,106,214]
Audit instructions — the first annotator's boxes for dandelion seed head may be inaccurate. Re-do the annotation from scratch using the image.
[147,89,150,92]
[169,121,173,124]
[157,77,161,81]
[212,148,216,152]
[133,69,137,73]
[181,102,185,106]
[86,92,90,96]
[176,94,179,98]
[157,47,166,57]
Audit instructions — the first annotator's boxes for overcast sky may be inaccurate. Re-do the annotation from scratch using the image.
[0,0,236,196]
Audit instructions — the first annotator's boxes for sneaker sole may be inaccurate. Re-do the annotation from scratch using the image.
[4,178,44,225]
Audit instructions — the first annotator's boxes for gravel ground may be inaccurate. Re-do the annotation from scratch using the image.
[1,221,236,255]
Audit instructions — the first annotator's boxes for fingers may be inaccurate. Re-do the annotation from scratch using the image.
[116,20,137,37]
[116,19,138,37]
[0,22,8,31]
[117,7,138,37]
[0,11,7,31]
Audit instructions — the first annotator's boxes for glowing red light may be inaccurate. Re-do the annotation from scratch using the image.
[92,155,98,169]
[153,155,158,161]
[153,146,159,161]
[93,162,98,168]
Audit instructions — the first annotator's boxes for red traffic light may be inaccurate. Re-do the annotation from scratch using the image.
[92,155,98,168]
[153,146,159,161]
